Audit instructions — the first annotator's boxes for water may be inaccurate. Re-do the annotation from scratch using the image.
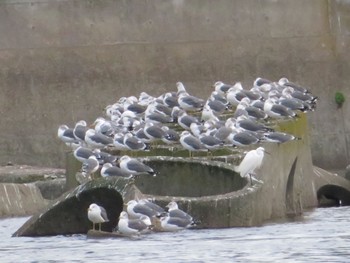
[2,206,350,262]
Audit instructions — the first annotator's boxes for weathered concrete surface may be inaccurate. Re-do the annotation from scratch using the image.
[0,0,349,170]
[0,183,49,218]
[13,177,137,237]
[0,165,65,184]
[12,114,350,236]
[0,164,67,217]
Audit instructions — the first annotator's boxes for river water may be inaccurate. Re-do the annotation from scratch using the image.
[1,206,350,262]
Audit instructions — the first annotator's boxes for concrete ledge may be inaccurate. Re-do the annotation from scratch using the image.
[0,183,49,218]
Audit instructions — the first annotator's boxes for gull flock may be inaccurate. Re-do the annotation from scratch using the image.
[58,77,317,234]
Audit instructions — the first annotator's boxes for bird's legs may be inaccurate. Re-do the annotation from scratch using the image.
[98,223,102,231]
[92,223,95,231]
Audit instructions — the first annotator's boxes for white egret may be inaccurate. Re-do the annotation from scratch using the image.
[234,147,269,185]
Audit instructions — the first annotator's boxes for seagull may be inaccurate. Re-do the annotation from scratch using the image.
[142,123,166,142]
[179,131,205,157]
[100,163,130,178]
[87,203,109,231]
[177,110,200,130]
[201,105,220,122]
[278,77,311,94]
[93,117,115,137]
[117,211,152,235]
[126,199,164,219]
[156,201,197,231]
[73,120,88,143]
[166,201,193,221]
[262,131,300,144]
[177,92,205,112]
[163,92,179,108]
[233,147,268,184]
[235,115,274,133]
[123,132,149,151]
[213,81,232,95]
[57,125,78,145]
[84,129,114,149]
[199,134,224,151]
[92,149,118,165]
[264,99,297,119]
[161,126,180,145]
[118,155,155,176]
[227,130,260,147]
[73,146,94,163]
[82,155,100,179]
[158,214,194,232]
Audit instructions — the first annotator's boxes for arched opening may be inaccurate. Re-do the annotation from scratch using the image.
[14,187,123,237]
[317,185,350,207]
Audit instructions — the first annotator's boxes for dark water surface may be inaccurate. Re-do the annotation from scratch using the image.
[2,206,350,262]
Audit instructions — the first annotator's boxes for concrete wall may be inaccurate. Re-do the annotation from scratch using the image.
[0,0,349,169]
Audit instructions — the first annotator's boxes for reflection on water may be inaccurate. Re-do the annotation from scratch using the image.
[1,206,350,262]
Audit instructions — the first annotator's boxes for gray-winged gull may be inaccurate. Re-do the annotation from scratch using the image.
[178,93,205,112]
[156,201,197,231]
[84,129,114,149]
[161,126,180,144]
[262,131,300,144]
[264,98,297,119]
[179,131,205,157]
[73,146,93,163]
[117,211,152,235]
[199,134,224,151]
[143,122,166,141]
[100,163,130,178]
[87,203,109,231]
[57,125,78,145]
[119,155,155,176]
[126,199,164,219]
[73,120,88,142]
[177,110,200,130]
[82,155,100,178]
[123,132,148,151]
[227,130,260,147]
[213,81,232,95]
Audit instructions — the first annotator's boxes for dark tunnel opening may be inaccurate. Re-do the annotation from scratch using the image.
[317,185,350,207]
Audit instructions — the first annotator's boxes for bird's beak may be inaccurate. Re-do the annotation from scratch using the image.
[123,203,128,207]
[265,151,271,155]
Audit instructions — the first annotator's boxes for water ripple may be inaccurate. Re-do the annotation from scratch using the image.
[1,206,350,262]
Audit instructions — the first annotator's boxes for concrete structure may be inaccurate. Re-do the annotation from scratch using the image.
[13,115,350,236]
[0,0,350,170]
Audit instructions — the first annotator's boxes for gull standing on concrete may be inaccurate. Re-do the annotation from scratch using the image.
[73,146,94,163]
[57,125,78,146]
[234,147,268,185]
[82,155,100,179]
[100,163,130,178]
[157,201,197,231]
[177,90,205,112]
[84,129,114,149]
[119,155,155,176]
[87,203,109,231]
[264,98,297,119]
[73,120,88,143]
[127,199,164,219]
[179,131,205,157]
[117,211,152,236]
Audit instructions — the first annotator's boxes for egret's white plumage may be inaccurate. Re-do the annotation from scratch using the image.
[234,147,267,184]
